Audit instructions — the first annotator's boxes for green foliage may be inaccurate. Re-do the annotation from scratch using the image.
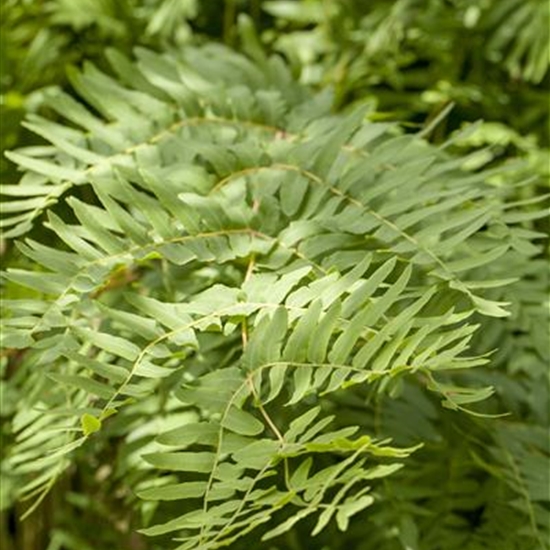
[1,2,548,550]
[261,0,550,146]
[0,0,198,180]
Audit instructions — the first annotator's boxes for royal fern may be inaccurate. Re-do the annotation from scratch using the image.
[1,32,548,550]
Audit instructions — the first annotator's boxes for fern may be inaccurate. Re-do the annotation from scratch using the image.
[483,0,550,84]
[1,38,548,549]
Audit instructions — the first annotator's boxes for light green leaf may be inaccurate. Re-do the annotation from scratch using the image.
[48,374,115,400]
[5,151,86,183]
[143,452,216,473]
[222,407,264,436]
[232,440,280,469]
[138,481,207,501]
[335,495,375,531]
[73,327,141,361]
[80,414,102,436]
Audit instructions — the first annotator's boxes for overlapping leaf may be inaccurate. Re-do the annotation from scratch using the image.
[1,42,545,548]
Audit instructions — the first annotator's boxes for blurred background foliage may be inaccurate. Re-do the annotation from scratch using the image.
[1,1,548,549]
[2,0,548,178]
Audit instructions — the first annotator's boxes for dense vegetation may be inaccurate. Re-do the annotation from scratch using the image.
[1,1,548,549]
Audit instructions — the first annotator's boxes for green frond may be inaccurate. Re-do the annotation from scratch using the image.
[2,41,547,549]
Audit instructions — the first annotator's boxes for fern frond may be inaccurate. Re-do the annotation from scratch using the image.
[2,43,545,547]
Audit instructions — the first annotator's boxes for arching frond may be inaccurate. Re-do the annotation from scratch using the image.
[2,43,546,548]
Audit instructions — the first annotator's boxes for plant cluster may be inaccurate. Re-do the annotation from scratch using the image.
[1,2,548,550]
